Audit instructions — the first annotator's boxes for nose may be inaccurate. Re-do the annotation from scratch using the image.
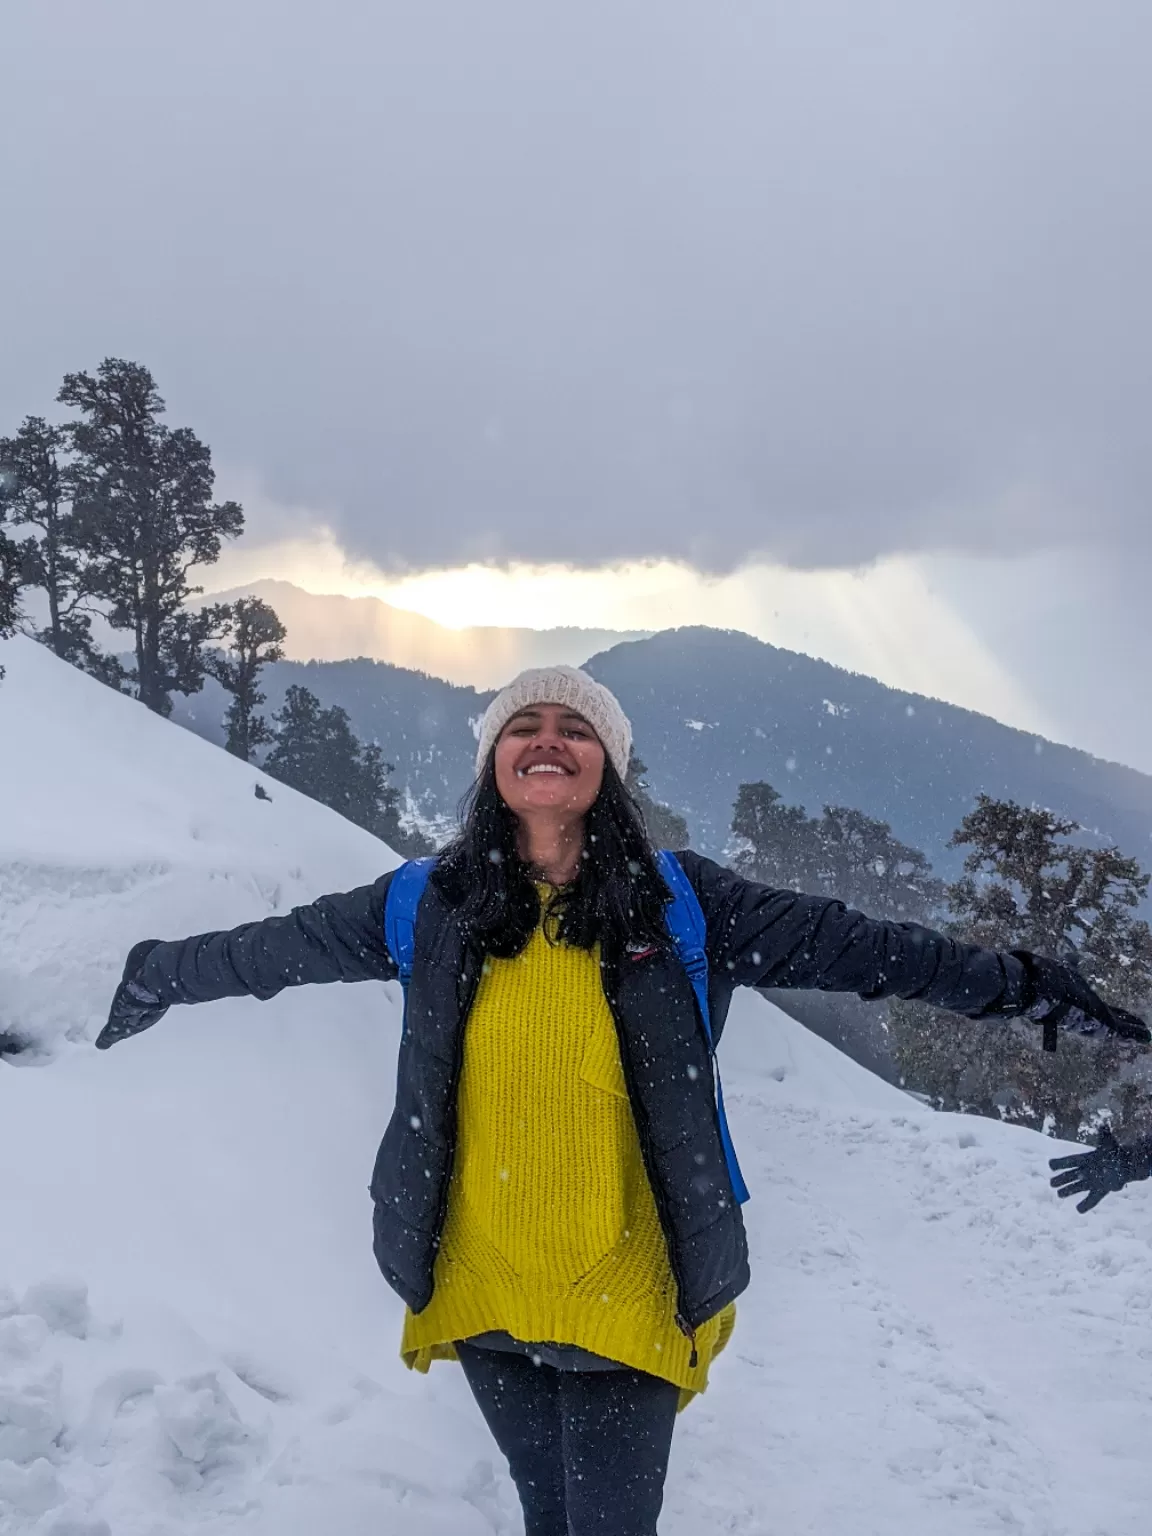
[522,720,571,760]
[530,730,565,753]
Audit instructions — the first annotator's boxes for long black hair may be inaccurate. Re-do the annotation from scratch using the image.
[431,753,673,957]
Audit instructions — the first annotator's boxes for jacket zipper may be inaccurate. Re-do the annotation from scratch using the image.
[674,1313,699,1369]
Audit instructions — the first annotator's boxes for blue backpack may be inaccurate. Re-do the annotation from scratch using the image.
[384,851,749,1204]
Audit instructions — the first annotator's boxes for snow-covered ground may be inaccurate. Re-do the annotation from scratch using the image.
[3,634,1152,1535]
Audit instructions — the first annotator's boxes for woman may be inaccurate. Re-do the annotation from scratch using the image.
[98,665,1148,1535]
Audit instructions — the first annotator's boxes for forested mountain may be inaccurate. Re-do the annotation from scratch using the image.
[175,658,486,838]
[585,629,1152,874]
[171,628,1152,871]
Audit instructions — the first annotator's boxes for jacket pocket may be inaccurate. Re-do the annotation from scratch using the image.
[370,1115,444,1234]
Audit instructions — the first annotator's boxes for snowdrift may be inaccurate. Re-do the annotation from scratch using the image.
[3,634,1152,1534]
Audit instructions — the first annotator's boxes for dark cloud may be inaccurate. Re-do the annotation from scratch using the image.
[4,0,1152,572]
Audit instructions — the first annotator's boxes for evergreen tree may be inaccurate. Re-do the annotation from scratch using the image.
[890,796,1152,1139]
[265,685,370,818]
[730,782,942,922]
[730,782,822,893]
[58,359,243,715]
[264,684,417,845]
[265,685,433,856]
[0,416,120,680]
[945,796,1152,1004]
[625,749,690,848]
[0,523,20,682]
[817,804,944,922]
[205,597,287,761]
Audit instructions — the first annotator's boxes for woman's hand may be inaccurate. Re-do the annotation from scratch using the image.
[1016,953,1151,1046]
[1049,1128,1152,1212]
[96,940,168,1049]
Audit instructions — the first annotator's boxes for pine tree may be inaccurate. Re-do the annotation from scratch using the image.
[264,684,393,825]
[0,524,20,682]
[0,536,18,636]
[817,804,944,922]
[730,782,943,922]
[625,750,690,847]
[264,685,433,855]
[890,795,1152,1139]
[946,795,1152,1004]
[0,416,120,679]
[205,597,287,761]
[730,782,820,892]
[58,359,243,715]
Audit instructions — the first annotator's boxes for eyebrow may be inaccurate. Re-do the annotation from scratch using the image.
[506,708,590,725]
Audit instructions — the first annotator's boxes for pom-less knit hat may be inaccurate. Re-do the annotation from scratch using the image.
[474,665,632,781]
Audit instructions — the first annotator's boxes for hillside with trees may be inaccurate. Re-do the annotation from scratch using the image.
[0,360,427,857]
[587,628,1152,875]
[168,631,1152,881]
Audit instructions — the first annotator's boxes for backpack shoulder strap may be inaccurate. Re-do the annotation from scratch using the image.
[657,849,750,1205]
[384,857,437,990]
[656,849,709,1027]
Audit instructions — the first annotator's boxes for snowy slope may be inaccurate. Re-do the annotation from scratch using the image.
[0,637,399,1061]
[3,634,1152,1535]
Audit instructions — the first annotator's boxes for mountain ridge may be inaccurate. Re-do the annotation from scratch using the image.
[196,577,648,687]
[587,627,1152,869]
[169,626,1152,876]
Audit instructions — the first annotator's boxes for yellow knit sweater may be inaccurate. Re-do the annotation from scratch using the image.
[401,905,734,1400]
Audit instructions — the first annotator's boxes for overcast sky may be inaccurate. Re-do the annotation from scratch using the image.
[4,2,1151,766]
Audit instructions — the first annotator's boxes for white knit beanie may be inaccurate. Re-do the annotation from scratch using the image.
[474,665,632,781]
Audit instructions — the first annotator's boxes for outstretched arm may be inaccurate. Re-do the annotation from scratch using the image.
[97,873,398,1048]
[680,851,1150,1038]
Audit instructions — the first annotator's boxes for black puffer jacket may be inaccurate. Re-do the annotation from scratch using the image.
[121,851,1031,1327]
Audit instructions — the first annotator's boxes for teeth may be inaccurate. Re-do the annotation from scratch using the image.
[522,764,567,775]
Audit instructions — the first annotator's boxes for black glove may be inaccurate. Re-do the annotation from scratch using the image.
[96,940,169,1050]
[1013,951,1151,1052]
[1049,1127,1152,1212]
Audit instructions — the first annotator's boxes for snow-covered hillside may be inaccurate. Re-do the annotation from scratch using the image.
[3,635,1152,1535]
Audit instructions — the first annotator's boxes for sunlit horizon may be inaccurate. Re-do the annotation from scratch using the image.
[208,524,1062,750]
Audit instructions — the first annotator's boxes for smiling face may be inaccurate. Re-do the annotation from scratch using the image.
[492,702,607,822]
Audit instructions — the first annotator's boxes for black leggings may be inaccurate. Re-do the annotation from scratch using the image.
[456,1342,680,1535]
